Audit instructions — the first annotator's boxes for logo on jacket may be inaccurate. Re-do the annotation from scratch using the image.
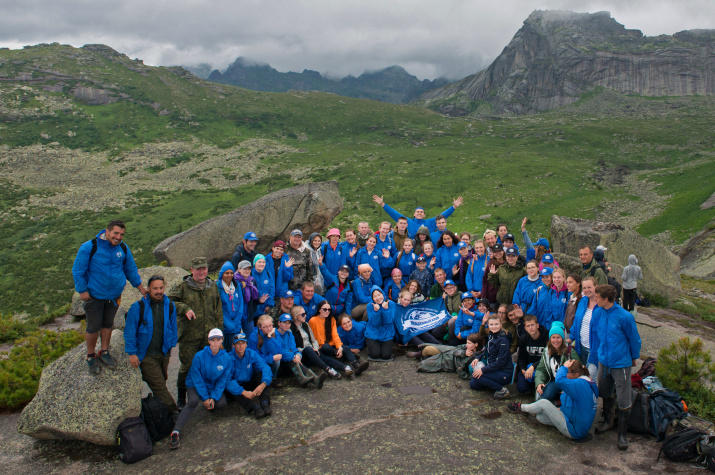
[117,252,122,258]
[217,365,224,371]
[264,280,269,284]
[453,253,458,257]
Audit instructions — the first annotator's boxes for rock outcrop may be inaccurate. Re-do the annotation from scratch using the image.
[418,10,715,115]
[17,330,142,446]
[550,215,681,300]
[679,218,715,280]
[153,181,343,271]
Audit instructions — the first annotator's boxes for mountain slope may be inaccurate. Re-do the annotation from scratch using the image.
[207,58,448,103]
[417,10,715,115]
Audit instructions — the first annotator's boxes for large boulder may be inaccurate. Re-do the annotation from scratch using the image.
[17,330,142,446]
[153,181,343,271]
[678,218,715,280]
[550,216,681,300]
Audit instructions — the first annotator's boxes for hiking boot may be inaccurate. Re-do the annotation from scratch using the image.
[617,409,630,450]
[406,350,423,359]
[290,362,314,386]
[315,372,327,390]
[492,387,510,400]
[506,402,525,414]
[327,367,341,380]
[251,403,265,420]
[261,399,272,416]
[353,360,369,376]
[98,350,117,369]
[596,397,616,434]
[169,431,180,450]
[343,366,354,378]
[86,355,100,376]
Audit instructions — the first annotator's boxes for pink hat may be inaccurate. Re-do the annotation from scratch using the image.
[391,268,402,277]
[327,228,341,238]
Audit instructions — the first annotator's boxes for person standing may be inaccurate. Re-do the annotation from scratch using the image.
[589,284,641,451]
[230,231,259,270]
[167,257,223,410]
[579,246,608,286]
[372,195,464,238]
[124,275,178,413]
[621,255,643,313]
[285,229,314,291]
[72,219,147,375]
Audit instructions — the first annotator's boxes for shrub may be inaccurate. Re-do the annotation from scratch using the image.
[0,326,85,409]
[656,337,715,394]
[0,313,32,343]
[642,290,669,308]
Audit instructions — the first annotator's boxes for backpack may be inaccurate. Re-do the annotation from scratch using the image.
[650,388,688,441]
[116,417,153,464]
[637,357,657,379]
[628,389,651,434]
[90,238,128,264]
[588,266,622,302]
[140,394,174,443]
[130,299,176,327]
[658,428,706,462]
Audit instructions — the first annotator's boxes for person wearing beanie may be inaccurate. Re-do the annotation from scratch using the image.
[533,321,581,403]
[251,254,275,318]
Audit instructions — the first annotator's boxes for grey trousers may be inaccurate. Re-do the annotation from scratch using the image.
[597,364,632,410]
[521,399,572,439]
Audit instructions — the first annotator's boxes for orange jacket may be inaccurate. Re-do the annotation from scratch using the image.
[309,316,343,348]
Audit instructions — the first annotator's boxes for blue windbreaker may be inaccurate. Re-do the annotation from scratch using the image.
[224,347,272,395]
[355,247,386,286]
[365,286,396,342]
[555,366,599,439]
[247,327,283,366]
[217,262,244,335]
[338,320,367,350]
[275,328,300,361]
[466,254,487,293]
[185,345,232,401]
[320,264,353,316]
[394,251,417,277]
[264,252,294,299]
[455,306,483,339]
[383,277,407,302]
[72,229,142,299]
[435,244,460,275]
[587,303,642,368]
[124,295,178,361]
[351,277,374,307]
[251,266,276,316]
[294,292,327,321]
[528,287,568,331]
[512,275,546,313]
[320,241,347,277]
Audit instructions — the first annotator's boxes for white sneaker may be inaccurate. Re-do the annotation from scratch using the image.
[327,367,341,379]
[343,365,354,378]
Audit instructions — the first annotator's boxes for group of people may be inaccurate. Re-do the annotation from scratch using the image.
[72,198,645,451]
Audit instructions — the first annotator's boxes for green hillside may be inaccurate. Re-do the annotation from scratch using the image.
[1,44,714,336]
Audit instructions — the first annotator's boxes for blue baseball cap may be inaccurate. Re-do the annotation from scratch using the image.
[535,238,550,248]
[541,253,554,263]
[444,279,456,287]
[278,313,293,322]
[415,207,424,211]
[540,267,553,276]
[243,231,258,241]
[461,291,475,300]
[280,289,295,299]
[457,242,468,249]
[233,333,248,344]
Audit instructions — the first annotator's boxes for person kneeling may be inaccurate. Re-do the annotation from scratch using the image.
[507,360,597,442]
[225,333,272,419]
[170,328,231,450]
[468,314,512,399]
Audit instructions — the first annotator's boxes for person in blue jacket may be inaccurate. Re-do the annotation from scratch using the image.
[124,275,178,413]
[512,260,544,313]
[365,286,396,362]
[394,239,417,278]
[217,261,244,348]
[466,240,488,298]
[449,292,482,346]
[320,263,353,316]
[468,314,513,399]
[383,268,406,303]
[170,328,231,450]
[337,314,367,355]
[508,360,598,442]
[248,315,284,380]
[252,254,275,317]
[569,277,598,377]
[294,281,327,321]
[372,195,464,238]
[320,228,347,277]
[351,264,375,321]
[274,313,326,388]
[528,267,558,330]
[225,333,273,419]
[264,241,295,300]
[589,284,642,451]
[354,235,387,287]
[435,230,461,276]
[73,219,147,374]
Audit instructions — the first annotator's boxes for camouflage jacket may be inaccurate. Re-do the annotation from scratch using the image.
[167,276,223,343]
[285,243,314,291]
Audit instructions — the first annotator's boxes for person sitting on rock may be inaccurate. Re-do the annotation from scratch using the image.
[397,290,441,347]
[308,302,369,377]
[170,328,231,450]
[289,305,346,380]
[507,360,597,443]
[230,231,258,271]
[534,322,580,403]
[448,292,481,346]
[336,314,367,356]
[225,333,272,420]
[468,313,513,400]
[124,274,178,414]
[274,313,326,389]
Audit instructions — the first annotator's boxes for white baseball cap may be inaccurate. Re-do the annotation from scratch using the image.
[208,328,224,340]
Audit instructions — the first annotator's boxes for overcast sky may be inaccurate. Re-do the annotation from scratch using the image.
[2,0,713,80]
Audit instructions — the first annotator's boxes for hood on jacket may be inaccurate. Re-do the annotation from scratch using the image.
[628,254,638,265]
[593,249,605,263]
[219,261,235,283]
[307,232,322,251]
[416,225,431,239]
[370,285,386,301]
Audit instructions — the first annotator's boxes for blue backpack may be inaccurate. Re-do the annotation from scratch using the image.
[649,388,688,441]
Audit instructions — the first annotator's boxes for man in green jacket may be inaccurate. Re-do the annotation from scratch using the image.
[487,247,526,305]
[579,246,608,286]
[167,257,223,409]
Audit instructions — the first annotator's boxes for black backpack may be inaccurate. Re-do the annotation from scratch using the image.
[116,417,153,464]
[658,428,706,462]
[628,389,651,434]
[89,237,128,264]
[650,388,688,441]
[588,266,622,303]
[140,394,174,443]
[130,299,176,327]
